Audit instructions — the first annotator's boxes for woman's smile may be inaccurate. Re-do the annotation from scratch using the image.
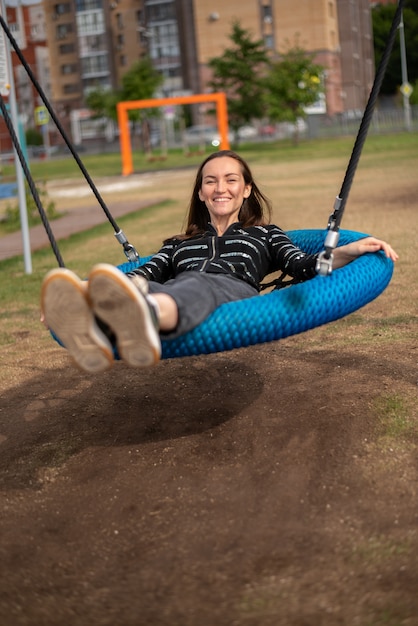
[198,156,252,233]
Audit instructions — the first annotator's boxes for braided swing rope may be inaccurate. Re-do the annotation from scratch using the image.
[0,13,139,264]
[318,0,405,274]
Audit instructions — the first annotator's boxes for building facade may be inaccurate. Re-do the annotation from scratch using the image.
[338,0,375,113]
[1,0,377,149]
[0,2,49,153]
[190,0,375,116]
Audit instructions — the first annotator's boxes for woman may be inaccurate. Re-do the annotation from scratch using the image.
[41,150,398,373]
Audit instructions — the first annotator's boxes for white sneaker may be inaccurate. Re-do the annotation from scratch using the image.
[41,268,114,373]
[87,264,161,368]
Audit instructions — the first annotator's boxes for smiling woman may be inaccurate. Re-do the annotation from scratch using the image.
[41,150,398,374]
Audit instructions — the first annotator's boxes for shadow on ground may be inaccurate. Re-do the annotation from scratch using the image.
[0,355,264,490]
[0,343,417,626]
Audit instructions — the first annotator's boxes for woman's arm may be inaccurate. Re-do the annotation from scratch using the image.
[132,240,177,283]
[332,237,399,269]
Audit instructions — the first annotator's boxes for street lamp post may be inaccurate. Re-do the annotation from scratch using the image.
[398,4,412,131]
[0,0,32,273]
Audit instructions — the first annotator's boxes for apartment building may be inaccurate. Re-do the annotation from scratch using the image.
[338,0,375,113]
[1,0,376,148]
[0,2,49,153]
[41,0,145,140]
[192,0,377,115]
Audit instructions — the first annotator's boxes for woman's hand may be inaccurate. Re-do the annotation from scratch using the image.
[332,236,399,269]
[40,310,49,329]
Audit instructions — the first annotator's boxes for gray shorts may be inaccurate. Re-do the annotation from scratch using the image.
[147,272,258,339]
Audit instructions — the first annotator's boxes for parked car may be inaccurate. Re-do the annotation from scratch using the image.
[183,125,234,147]
[183,124,258,147]
[235,125,258,140]
[259,124,277,137]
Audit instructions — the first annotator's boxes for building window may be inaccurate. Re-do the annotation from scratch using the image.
[120,55,127,66]
[55,2,71,15]
[264,34,274,49]
[165,66,181,78]
[78,34,106,55]
[138,28,151,45]
[59,43,76,54]
[31,24,40,38]
[77,11,105,36]
[63,83,79,94]
[81,53,109,75]
[56,23,73,39]
[83,76,111,91]
[75,0,102,11]
[146,2,176,22]
[328,2,334,18]
[262,4,272,23]
[116,13,123,29]
[61,63,77,75]
[149,23,179,59]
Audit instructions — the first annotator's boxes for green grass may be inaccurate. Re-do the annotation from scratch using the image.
[351,535,411,565]
[0,131,416,355]
[373,394,416,441]
[1,132,417,183]
[0,198,178,342]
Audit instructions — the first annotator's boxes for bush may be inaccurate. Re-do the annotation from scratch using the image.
[25,127,43,146]
[1,182,59,234]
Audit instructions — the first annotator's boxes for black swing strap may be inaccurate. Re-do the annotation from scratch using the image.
[0,13,139,264]
[316,0,405,275]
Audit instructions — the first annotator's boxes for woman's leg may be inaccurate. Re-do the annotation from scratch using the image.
[147,273,258,339]
[152,293,178,331]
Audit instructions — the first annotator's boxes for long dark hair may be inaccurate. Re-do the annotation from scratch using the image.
[166,150,272,241]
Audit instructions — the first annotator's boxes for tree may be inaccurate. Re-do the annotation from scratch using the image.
[86,58,163,152]
[410,78,418,105]
[119,58,164,153]
[119,58,163,104]
[372,1,418,96]
[264,47,323,143]
[85,87,118,121]
[208,21,269,141]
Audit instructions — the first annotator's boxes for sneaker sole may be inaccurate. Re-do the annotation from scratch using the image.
[41,268,114,373]
[88,264,161,368]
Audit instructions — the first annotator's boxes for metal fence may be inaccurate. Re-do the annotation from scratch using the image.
[307,105,418,139]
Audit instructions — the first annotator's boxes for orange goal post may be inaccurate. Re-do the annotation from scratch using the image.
[117,92,230,176]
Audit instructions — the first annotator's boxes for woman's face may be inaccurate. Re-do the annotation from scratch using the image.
[198,156,251,227]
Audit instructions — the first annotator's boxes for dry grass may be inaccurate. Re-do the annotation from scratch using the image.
[1,135,418,626]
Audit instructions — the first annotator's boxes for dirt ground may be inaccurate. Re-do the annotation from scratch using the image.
[1,156,417,625]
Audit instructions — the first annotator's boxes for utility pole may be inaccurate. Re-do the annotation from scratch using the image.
[398,3,412,131]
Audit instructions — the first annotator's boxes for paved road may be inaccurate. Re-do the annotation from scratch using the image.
[0,198,164,262]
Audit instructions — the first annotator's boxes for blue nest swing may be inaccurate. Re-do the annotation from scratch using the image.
[116,229,394,360]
